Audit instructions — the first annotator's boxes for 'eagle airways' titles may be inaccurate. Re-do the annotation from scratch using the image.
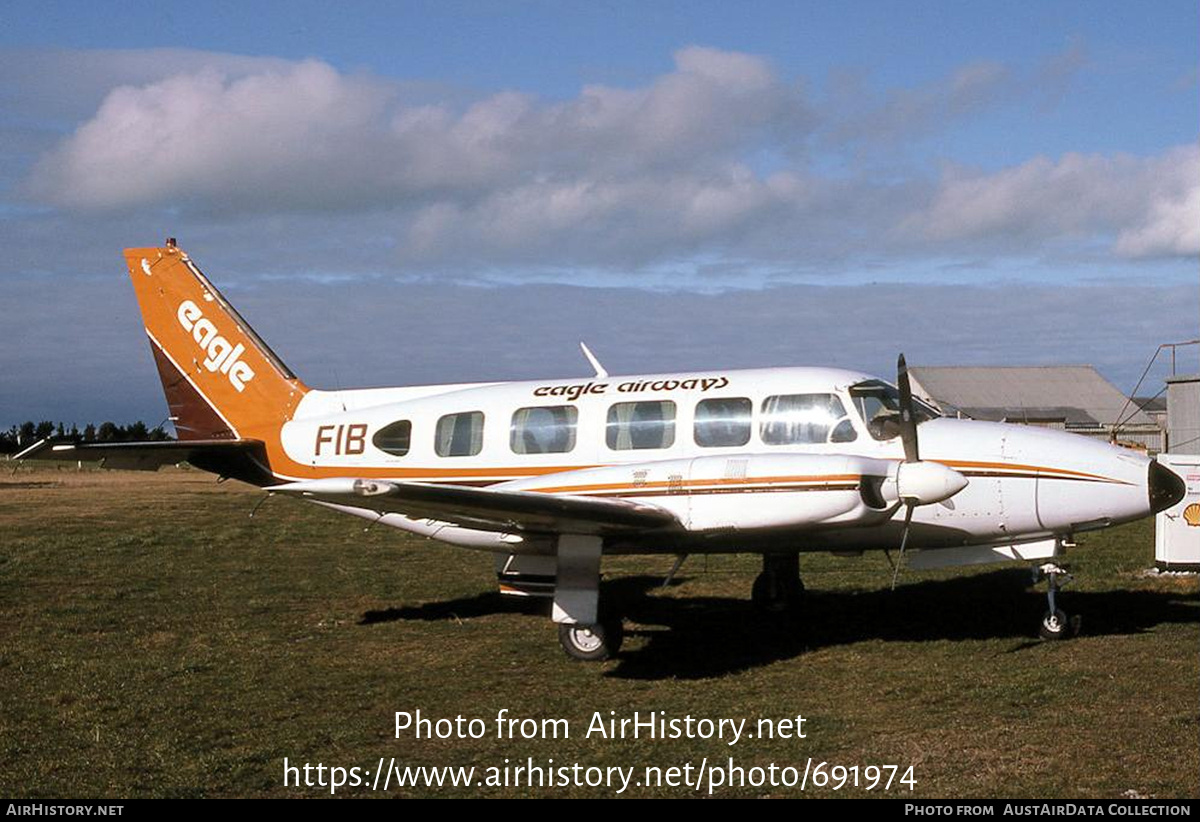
[533,376,730,402]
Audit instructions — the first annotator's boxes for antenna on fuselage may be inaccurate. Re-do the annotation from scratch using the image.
[579,341,608,379]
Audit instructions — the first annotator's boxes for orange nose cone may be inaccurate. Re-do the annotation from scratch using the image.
[1148,461,1186,514]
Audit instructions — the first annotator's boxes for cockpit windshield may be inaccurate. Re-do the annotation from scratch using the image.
[848,380,941,442]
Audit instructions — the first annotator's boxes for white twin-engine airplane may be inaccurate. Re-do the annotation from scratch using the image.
[20,241,1186,660]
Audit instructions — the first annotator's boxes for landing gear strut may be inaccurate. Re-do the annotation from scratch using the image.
[1033,562,1074,640]
[553,534,624,661]
[752,554,805,614]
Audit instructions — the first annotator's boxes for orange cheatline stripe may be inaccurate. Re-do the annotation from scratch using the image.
[266,459,601,482]
[939,459,1130,485]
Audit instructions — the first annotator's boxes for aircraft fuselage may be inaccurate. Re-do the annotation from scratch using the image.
[272,366,1162,557]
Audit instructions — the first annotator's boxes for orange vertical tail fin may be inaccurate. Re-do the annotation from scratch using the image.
[124,242,309,442]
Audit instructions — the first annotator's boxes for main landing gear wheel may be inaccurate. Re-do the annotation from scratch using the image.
[752,554,805,614]
[558,617,624,662]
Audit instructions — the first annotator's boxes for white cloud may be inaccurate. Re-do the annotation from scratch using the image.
[900,144,1200,258]
[28,60,398,210]
[398,166,804,266]
[29,48,810,215]
[1114,152,1200,258]
[15,46,1199,274]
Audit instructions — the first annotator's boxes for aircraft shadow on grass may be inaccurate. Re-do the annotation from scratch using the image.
[359,570,1198,680]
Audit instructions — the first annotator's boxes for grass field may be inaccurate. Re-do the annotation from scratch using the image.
[1,463,1196,798]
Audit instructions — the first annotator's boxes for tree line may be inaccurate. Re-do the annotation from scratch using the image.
[0,421,171,454]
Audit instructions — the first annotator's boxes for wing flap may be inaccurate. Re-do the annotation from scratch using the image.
[271,478,680,536]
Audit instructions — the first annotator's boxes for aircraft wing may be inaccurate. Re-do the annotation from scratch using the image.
[270,478,681,536]
[14,438,269,477]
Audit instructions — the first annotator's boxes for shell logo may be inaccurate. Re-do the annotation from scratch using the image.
[1184,503,1200,527]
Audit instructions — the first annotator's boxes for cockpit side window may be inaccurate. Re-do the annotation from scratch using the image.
[760,394,856,445]
[848,380,939,442]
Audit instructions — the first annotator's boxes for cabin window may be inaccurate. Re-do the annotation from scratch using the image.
[510,406,578,454]
[760,393,857,445]
[435,411,484,457]
[372,420,412,456]
[694,397,752,447]
[606,401,676,450]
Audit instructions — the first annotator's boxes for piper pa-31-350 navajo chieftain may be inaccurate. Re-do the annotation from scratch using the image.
[20,241,1186,660]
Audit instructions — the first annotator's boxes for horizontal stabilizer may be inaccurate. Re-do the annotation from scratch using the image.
[14,438,270,482]
[270,478,681,536]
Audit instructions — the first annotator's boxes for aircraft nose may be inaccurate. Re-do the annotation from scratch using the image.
[1148,460,1186,514]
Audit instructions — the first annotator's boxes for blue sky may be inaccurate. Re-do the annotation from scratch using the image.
[0,1,1196,427]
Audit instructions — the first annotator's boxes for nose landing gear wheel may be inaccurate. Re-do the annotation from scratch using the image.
[558,617,624,661]
[1033,562,1074,640]
[1039,608,1069,640]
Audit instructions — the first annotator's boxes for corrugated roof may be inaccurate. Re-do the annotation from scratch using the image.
[909,365,1154,428]
[956,406,1100,426]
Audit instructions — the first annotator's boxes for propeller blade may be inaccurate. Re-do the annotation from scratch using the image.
[890,502,916,591]
[897,353,919,463]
